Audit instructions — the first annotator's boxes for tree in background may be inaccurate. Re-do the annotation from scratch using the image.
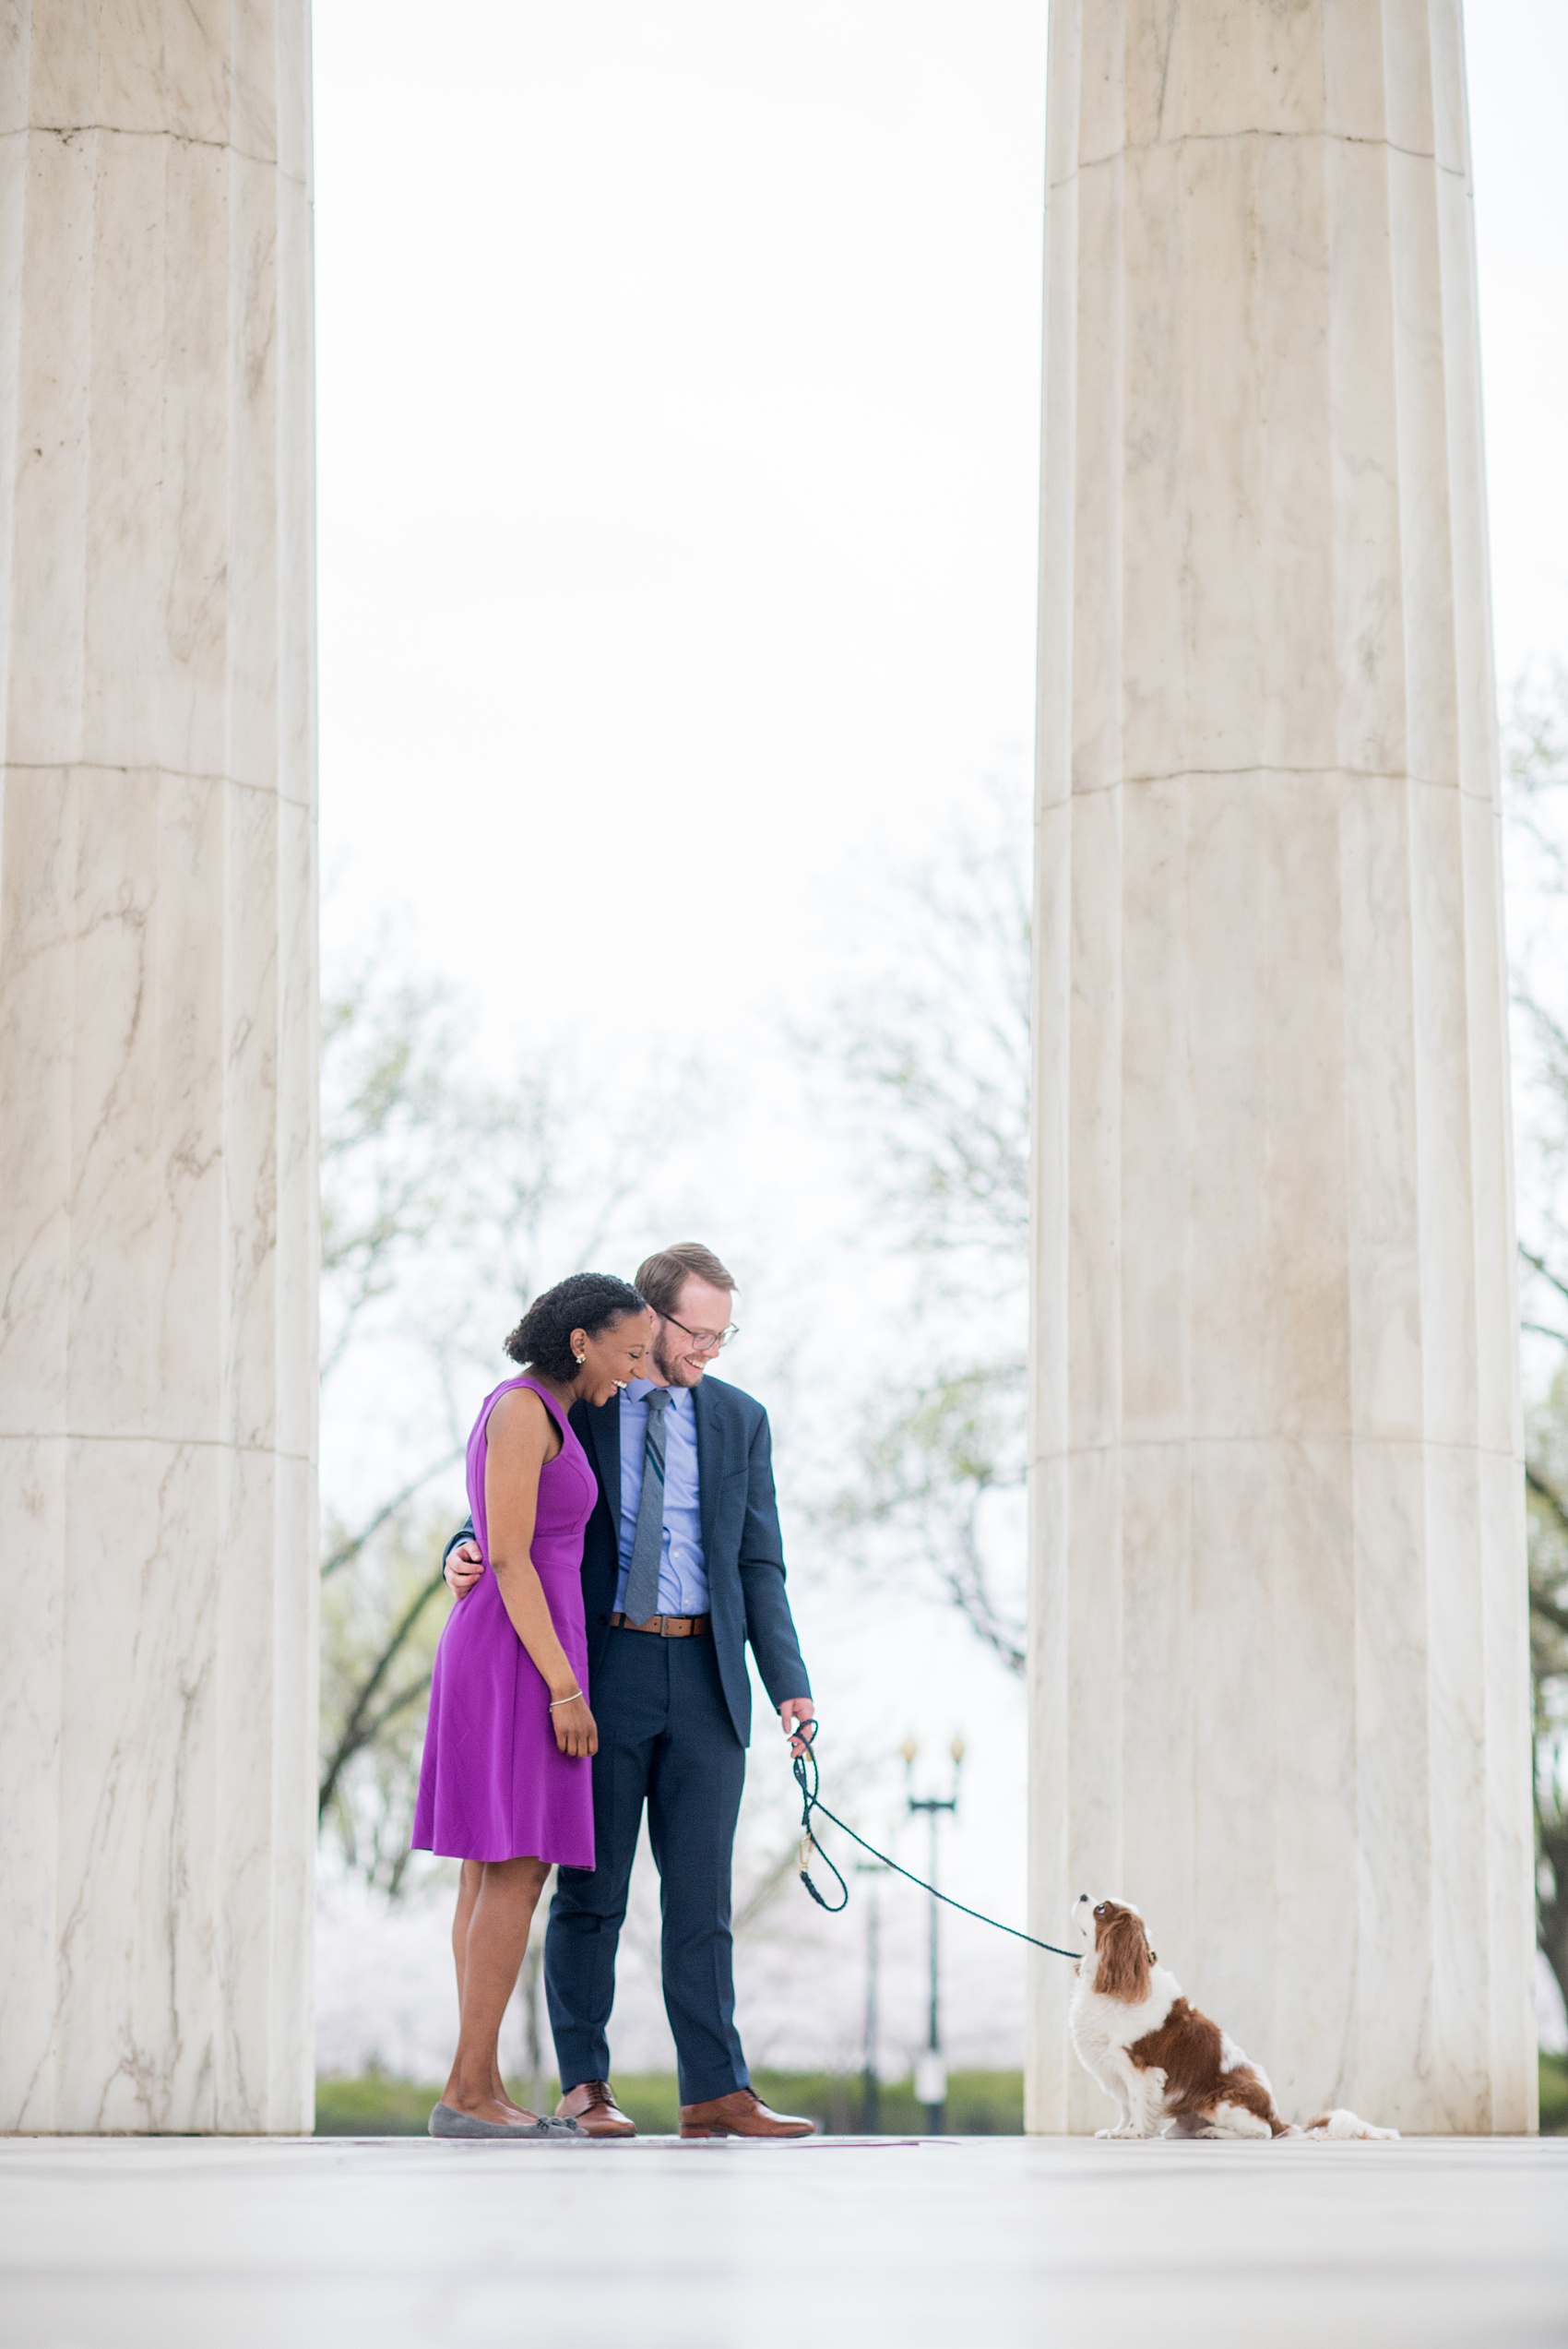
[814,781,1030,1673]
[317,946,688,1889]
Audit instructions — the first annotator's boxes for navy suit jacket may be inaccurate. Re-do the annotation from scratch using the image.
[448,1374,810,1747]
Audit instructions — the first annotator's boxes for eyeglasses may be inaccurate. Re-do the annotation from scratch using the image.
[661,1313,739,1353]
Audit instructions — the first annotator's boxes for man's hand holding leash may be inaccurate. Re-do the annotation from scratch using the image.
[778,1696,814,1756]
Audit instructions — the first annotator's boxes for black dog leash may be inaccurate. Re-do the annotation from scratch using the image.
[789,1719,1079,1962]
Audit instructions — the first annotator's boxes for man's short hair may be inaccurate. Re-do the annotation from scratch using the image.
[635,1242,736,1318]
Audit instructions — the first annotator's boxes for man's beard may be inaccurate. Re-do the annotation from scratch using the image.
[652,1331,699,1386]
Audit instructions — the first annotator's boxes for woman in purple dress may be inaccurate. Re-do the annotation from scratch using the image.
[413,1271,651,2139]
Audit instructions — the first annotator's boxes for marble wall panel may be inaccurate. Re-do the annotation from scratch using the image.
[1409,775,1481,1441]
[1424,1437,1492,2123]
[1266,1437,1358,2106]
[8,127,92,761]
[1116,1440,1194,1946]
[275,164,317,811]
[1323,0,1389,144]
[1028,793,1072,1439]
[1351,1435,1433,2115]
[1024,1453,1071,2129]
[1117,779,1189,1440]
[1327,140,1407,779]
[1340,778,1425,1439]
[0,22,28,136]
[1030,0,1534,2132]
[1186,1439,1279,2033]
[1065,156,1123,795]
[0,1,316,2133]
[52,1437,224,2130]
[0,1437,64,2116]
[0,773,73,1427]
[1063,782,1122,1450]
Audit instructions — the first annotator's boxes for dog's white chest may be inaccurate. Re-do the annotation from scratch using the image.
[1069,1995,1120,2070]
[1069,1975,1176,2071]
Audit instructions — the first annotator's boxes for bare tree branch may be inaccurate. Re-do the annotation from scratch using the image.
[327,1673,436,1788]
[1523,1247,1568,1314]
[318,1566,447,1820]
[321,1447,465,1580]
[1534,1588,1568,1644]
[1530,1462,1568,1544]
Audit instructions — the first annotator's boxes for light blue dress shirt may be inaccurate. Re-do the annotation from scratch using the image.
[614,1377,709,1616]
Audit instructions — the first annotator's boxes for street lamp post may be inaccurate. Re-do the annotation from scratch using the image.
[903,1735,965,2134]
[855,1857,890,2134]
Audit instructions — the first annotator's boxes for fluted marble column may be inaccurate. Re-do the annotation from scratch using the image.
[1028,1,1536,2134]
[0,4,317,2131]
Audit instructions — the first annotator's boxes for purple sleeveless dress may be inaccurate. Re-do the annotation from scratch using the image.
[411,1377,597,1866]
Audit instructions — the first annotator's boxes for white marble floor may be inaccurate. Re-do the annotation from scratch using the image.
[0,2134,1564,2347]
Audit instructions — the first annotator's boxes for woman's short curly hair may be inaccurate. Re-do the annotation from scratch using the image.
[505,1271,646,1380]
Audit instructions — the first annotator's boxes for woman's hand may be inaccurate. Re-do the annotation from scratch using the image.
[551,1691,598,1759]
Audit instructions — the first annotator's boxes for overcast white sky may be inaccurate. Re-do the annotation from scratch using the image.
[311,3,1568,2080]
[316,0,1042,1064]
[315,1,1568,1065]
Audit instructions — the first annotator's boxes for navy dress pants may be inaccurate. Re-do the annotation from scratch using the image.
[544,1625,750,2105]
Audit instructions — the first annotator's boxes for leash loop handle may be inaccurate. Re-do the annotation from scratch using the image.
[790,1723,849,1911]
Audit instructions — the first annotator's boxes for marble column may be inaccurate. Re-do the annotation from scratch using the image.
[1028,1,1536,2134]
[0,4,317,2131]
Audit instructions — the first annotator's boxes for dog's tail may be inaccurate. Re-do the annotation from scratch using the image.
[1299,2108,1399,2141]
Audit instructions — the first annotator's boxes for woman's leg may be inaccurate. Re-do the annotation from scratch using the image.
[451,1861,524,2114]
[443,1855,552,2123]
[452,1859,482,2001]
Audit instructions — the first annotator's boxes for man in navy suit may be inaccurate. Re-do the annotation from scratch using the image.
[444,1241,816,2138]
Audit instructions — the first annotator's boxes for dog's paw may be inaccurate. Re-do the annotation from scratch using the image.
[1095,2124,1140,2139]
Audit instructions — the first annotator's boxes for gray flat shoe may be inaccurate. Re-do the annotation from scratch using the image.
[428,2102,583,2140]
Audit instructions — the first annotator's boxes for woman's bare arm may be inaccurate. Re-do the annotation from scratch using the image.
[483,1389,598,1759]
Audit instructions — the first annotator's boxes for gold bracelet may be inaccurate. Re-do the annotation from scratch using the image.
[549,1691,584,1710]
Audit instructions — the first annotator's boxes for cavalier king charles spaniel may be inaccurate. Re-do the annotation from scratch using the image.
[1069,1896,1397,2140]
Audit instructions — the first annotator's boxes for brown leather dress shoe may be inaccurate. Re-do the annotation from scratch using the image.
[555,2080,637,2138]
[679,2087,816,2139]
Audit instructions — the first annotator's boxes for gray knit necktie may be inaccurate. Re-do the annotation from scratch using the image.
[622,1389,672,1622]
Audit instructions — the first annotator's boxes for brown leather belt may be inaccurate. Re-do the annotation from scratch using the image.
[610,1611,710,1639]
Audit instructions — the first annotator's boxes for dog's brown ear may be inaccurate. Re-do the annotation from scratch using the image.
[1095,1907,1151,2004]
